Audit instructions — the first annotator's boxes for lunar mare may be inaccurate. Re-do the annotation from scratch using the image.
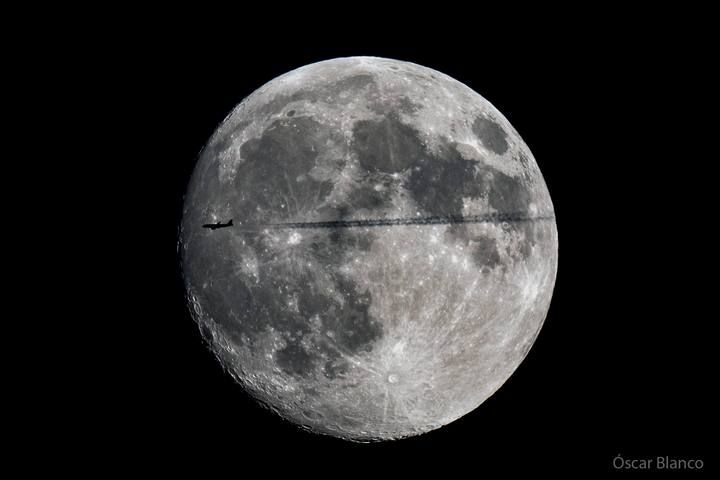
[180,57,558,441]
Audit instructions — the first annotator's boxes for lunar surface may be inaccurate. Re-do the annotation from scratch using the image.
[180,57,558,441]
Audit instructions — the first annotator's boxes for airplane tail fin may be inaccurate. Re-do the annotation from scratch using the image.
[228,219,233,226]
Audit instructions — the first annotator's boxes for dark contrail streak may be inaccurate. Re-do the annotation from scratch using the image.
[205,212,555,233]
[264,212,554,230]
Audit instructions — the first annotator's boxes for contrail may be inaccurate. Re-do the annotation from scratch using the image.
[205,212,555,232]
[266,212,554,230]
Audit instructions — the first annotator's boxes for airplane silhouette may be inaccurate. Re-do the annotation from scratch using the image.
[202,219,233,230]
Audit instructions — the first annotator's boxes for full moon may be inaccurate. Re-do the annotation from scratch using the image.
[180,57,558,441]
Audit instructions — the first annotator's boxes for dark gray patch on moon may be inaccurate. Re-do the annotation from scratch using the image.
[406,140,483,217]
[396,96,422,115]
[485,168,532,215]
[484,168,536,260]
[323,357,350,378]
[472,116,509,154]
[349,111,532,257]
[331,74,376,95]
[352,114,424,174]
[196,251,384,380]
[367,95,422,116]
[349,112,528,236]
[276,342,315,376]
[329,276,380,352]
[347,184,393,211]
[237,116,335,223]
[309,224,375,265]
[472,236,502,270]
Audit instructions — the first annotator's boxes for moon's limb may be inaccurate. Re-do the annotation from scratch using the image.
[180,57,558,441]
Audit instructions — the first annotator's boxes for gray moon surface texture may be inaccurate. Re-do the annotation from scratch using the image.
[180,57,558,442]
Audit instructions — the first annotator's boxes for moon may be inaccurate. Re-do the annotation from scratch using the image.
[180,57,558,441]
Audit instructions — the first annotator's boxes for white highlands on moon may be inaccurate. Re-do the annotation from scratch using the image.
[180,57,558,441]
